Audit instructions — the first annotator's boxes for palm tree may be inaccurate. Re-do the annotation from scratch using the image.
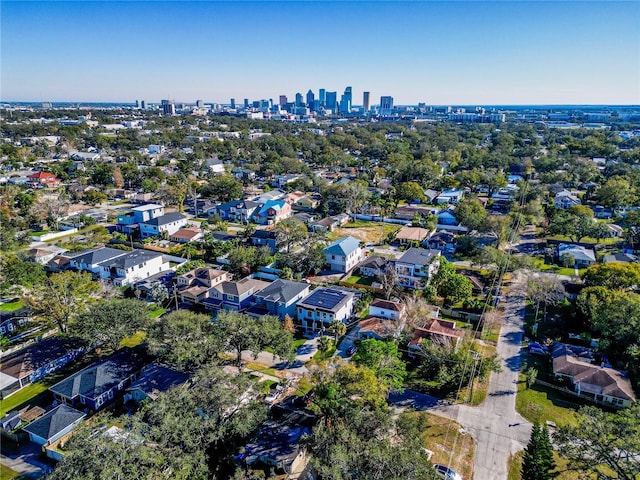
[329,319,347,341]
[181,242,199,260]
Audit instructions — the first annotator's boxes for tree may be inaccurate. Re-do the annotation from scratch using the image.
[352,339,407,389]
[0,254,46,296]
[147,310,218,371]
[525,272,564,324]
[329,319,346,341]
[275,218,308,253]
[84,189,107,206]
[438,273,473,305]
[524,367,538,389]
[522,423,555,480]
[25,271,99,332]
[71,299,150,351]
[554,403,640,480]
[203,175,243,202]
[283,314,295,333]
[395,181,426,203]
[597,177,637,209]
[455,197,487,230]
[211,310,294,367]
[317,335,335,357]
[583,262,640,290]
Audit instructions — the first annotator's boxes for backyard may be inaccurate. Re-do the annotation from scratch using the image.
[329,221,402,245]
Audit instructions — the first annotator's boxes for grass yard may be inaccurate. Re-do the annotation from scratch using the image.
[546,234,619,246]
[508,449,587,480]
[414,412,475,480]
[515,376,582,428]
[332,222,402,245]
[0,300,24,312]
[149,307,166,318]
[0,464,27,480]
[0,383,50,418]
[119,331,146,348]
[244,361,284,379]
[344,275,376,286]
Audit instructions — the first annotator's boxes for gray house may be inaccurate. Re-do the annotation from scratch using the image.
[22,405,86,446]
[248,279,310,320]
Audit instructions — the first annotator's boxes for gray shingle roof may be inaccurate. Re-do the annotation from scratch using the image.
[127,364,190,400]
[49,347,149,401]
[255,279,309,304]
[70,247,127,265]
[143,212,186,226]
[98,250,162,270]
[22,405,85,442]
[397,247,440,266]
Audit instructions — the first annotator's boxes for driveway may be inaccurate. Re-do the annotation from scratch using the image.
[1,442,53,479]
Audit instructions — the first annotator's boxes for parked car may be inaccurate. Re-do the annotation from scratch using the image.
[433,464,463,480]
[346,345,358,356]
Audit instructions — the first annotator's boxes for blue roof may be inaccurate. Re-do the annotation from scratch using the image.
[257,199,286,216]
[324,236,360,256]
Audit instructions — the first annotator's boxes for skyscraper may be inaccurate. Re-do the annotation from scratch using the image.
[244,98,249,108]
[344,86,352,105]
[319,88,326,107]
[279,95,288,107]
[230,98,236,109]
[363,91,370,111]
[295,93,304,107]
[161,99,175,115]
[306,90,315,110]
[196,99,204,108]
[325,91,337,113]
[380,96,394,116]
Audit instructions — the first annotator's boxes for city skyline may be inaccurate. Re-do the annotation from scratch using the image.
[1,1,639,105]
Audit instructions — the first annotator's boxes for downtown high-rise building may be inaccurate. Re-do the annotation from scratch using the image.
[244,98,249,108]
[306,89,315,110]
[279,95,288,106]
[363,91,370,111]
[339,86,352,114]
[325,91,337,112]
[161,99,175,115]
[295,92,304,107]
[230,98,236,109]
[318,88,326,107]
[380,96,394,115]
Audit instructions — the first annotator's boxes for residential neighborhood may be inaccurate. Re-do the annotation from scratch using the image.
[1,98,640,480]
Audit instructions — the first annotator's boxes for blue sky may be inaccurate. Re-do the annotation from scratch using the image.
[2,1,639,104]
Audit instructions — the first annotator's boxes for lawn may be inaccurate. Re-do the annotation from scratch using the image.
[508,449,585,480]
[332,222,402,245]
[0,299,24,312]
[0,464,27,480]
[531,257,585,277]
[546,234,619,246]
[119,331,146,348]
[516,376,582,428]
[149,307,166,318]
[243,361,284,379]
[414,412,475,480]
[344,275,376,286]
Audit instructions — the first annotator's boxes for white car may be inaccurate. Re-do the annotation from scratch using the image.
[433,464,462,480]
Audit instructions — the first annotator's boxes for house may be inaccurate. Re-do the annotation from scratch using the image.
[604,252,638,264]
[27,171,61,188]
[24,246,68,265]
[409,319,465,356]
[558,244,596,267]
[252,200,292,225]
[554,190,581,209]
[124,364,190,404]
[204,277,270,312]
[437,209,458,226]
[49,347,150,411]
[359,256,390,278]
[116,203,164,234]
[356,317,402,340]
[241,419,312,477]
[232,167,256,182]
[394,226,431,246]
[368,298,405,321]
[133,270,175,301]
[424,189,440,203]
[140,212,187,239]
[606,224,624,238]
[393,205,435,221]
[274,173,301,188]
[293,194,321,211]
[249,230,279,252]
[324,236,364,273]
[427,231,456,252]
[22,405,86,447]
[248,279,311,320]
[0,337,85,399]
[97,249,169,287]
[436,189,465,205]
[552,342,636,408]
[0,307,30,336]
[176,267,231,304]
[395,248,441,289]
[205,157,226,175]
[296,288,355,333]
[292,212,317,225]
[214,200,260,223]
[310,216,340,233]
[170,226,204,243]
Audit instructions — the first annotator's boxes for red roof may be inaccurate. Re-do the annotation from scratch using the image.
[28,171,57,180]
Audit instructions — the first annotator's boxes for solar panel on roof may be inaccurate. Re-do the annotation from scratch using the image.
[304,289,346,309]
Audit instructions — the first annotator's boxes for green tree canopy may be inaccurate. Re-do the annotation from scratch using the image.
[454,197,487,230]
[521,423,555,480]
[352,339,407,390]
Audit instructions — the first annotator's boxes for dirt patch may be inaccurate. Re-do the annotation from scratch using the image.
[332,223,401,245]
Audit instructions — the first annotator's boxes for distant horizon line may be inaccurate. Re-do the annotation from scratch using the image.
[3,100,640,108]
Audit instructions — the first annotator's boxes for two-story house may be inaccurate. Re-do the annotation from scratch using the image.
[68,247,129,278]
[140,212,187,239]
[296,287,355,334]
[27,171,61,188]
[249,230,279,252]
[214,200,260,223]
[324,236,364,273]
[97,249,169,287]
[204,277,270,312]
[252,200,292,225]
[355,299,406,341]
[176,267,231,304]
[554,190,581,209]
[116,203,164,234]
[248,279,310,320]
[395,248,441,289]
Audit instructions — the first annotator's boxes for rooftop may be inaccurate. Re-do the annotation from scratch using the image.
[255,279,309,304]
[22,405,85,442]
[143,212,186,226]
[324,236,361,256]
[127,364,190,401]
[298,287,353,312]
[397,247,440,266]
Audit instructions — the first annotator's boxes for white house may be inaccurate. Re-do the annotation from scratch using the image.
[368,299,406,321]
[436,189,465,205]
[324,236,364,273]
[554,190,581,209]
[395,248,441,289]
[296,288,355,334]
[558,243,596,267]
[97,250,169,287]
[140,212,187,239]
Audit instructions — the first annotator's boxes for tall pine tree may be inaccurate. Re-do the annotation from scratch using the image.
[522,423,556,480]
